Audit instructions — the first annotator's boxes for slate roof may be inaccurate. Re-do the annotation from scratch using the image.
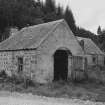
[0,19,63,50]
[77,37,104,55]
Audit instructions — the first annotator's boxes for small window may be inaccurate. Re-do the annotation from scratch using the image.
[18,57,23,72]
[93,56,96,63]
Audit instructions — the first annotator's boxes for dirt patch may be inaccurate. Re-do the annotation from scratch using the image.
[0,91,104,105]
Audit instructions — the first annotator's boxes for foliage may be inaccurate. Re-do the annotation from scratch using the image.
[97,28,105,51]
[97,26,102,35]
[75,27,99,44]
[63,6,76,33]
[0,77,105,102]
[0,0,44,36]
[0,70,7,78]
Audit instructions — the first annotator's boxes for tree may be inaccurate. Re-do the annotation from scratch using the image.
[56,5,63,19]
[63,6,76,33]
[97,29,105,51]
[97,26,102,35]
[43,0,56,14]
[75,27,99,45]
[0,0,44,41]
[42,0,57,22]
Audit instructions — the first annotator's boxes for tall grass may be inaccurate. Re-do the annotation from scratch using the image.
[0,68,105,102]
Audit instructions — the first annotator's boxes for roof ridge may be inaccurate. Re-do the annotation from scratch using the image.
[0,19,65,50]
[21,19,64,31]
[77,36,104,55]
[0,19,64,45]
[35,19,64,48]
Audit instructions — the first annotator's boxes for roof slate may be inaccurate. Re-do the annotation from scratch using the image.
[0,19,63,50]
[77,37,104,55]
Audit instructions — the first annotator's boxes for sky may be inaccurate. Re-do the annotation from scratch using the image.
[55,0,105,34]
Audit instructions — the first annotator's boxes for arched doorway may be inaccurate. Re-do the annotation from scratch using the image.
[53,49,69,81]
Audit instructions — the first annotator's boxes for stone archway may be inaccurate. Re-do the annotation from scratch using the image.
[53,49,71,81]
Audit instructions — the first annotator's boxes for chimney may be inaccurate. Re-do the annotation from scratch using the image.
[10,27,18,36]
[79,40,84,50]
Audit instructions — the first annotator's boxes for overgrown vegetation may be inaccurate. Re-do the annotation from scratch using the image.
[96,26,105,51]
[0,70,105,102]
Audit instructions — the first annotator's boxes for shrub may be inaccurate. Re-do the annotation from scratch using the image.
[0,70,7,78]
[86,65,105,85]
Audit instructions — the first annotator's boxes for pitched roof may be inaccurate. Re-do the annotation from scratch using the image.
[0,19,63,51]
[77,37,104,55]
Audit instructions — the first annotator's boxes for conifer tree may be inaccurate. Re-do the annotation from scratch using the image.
[97,26,102,35]
[63,6,76,33]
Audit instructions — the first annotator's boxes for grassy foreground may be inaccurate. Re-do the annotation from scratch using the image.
[0,68,105,102]
[0,75,105,103]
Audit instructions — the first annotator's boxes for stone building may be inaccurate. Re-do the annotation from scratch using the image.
[77,37,105,67]
[0,19,85,83]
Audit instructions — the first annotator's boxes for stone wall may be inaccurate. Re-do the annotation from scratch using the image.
[0,50,37,79]
[98,55,105,66]
[86,54,105,67]
[0,52,13,76]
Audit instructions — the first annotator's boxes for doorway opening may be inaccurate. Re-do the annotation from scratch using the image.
[53,50,69,81]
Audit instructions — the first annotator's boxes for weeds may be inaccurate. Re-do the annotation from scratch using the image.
[0,69,105,102]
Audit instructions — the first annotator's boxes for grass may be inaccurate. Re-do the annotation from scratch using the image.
[0,69,105,102]
[0,76,105,102]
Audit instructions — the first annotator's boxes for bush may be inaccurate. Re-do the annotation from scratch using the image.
[0,70,7,78]
[86,65,105,85]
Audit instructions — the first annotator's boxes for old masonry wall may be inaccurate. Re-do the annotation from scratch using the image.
[0,50,37,80]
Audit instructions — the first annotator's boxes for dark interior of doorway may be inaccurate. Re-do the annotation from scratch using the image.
[54,50,68,81]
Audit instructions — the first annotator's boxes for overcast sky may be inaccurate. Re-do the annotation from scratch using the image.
[55,0,105,34]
